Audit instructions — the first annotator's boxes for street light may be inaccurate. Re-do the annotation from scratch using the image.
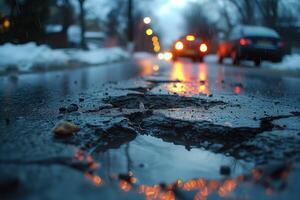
[3,19,10,29]
[152,36,158,42]
[143,17,151,24]
[146,28,153,36]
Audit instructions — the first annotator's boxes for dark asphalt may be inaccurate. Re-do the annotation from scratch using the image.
[0,54,300,200]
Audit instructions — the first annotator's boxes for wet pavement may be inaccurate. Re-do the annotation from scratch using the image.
[0,54,300,200]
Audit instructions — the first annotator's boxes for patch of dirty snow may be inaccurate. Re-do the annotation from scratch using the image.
[0,43,129,73]
[264,54,300,71]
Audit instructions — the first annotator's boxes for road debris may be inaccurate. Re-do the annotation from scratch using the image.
[52,121,80,137]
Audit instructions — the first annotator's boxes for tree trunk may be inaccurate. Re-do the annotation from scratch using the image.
[256,0,279,28]
[79,0,86,49]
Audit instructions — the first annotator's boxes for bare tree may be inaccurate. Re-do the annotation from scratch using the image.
[78,0,86,49]
[255,0,279,28]
[105,0,127,46]
[62,0,74,33]
[184,2,217,41]
[221,0,299,29]
[256,0,299,28]
[227,0,257,25]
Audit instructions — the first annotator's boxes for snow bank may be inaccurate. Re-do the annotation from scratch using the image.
[67,47,129,65]
[0,43,129,73]
[0,43,69,72]
[265,54,300,71]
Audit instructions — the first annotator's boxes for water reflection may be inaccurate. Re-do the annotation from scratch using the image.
[71,136,293,200]
[167,61,210,95]
[73,149,102,186]
[118,163,291,200]
[138,59,158,76]
[234,86,242,94]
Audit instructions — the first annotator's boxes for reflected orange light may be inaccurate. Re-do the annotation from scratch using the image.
[218,186,227,197]
[200,186,209,196]
[198,63,209,94]
[199,85,206,93]
[234,86,241,94]
[176,179,183,188]
[167,62,210,95]
[120,180,132,192]
[195,191,207,200]
[138,59,153,76]
[218,179,237,197]
[223,180,237,191]
[93,176,102,186]
[79,155,292,200]
[138,184,175,200]
[171,62,185,81]
[208,180,220,191]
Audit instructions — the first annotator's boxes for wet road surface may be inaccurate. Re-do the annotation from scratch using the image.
[0,54,300,200]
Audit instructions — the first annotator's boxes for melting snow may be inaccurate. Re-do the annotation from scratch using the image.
[0,43,129,73]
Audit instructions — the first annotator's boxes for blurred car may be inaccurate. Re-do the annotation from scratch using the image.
[170,35,208,62]
[217,25,285,66]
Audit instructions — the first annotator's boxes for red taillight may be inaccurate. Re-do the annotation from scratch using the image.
[240,38,251,46]
[200,43,208,53]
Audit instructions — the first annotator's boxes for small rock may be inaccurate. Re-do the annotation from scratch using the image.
[220,165,231,176]
[52,121,80,137]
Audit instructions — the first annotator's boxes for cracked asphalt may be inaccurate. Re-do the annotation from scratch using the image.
[0,54,300,200]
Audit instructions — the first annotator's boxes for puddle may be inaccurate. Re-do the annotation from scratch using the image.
[96,135,253,185]
[79,135,255,199]
[77,135,295,200]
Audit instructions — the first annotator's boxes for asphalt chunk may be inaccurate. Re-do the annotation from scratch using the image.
[103,93,225,109]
